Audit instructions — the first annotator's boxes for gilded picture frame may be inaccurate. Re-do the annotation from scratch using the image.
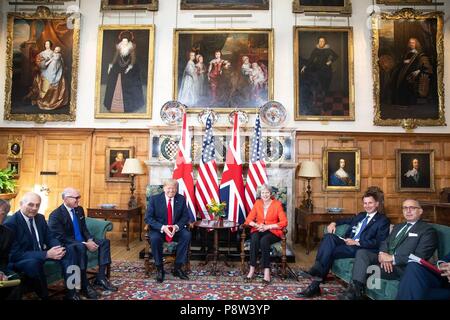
[105,146,134,182]
[323,147,360,192]
[180,0,269,10]
[95,25,155,119]
[376,0,433,4]
[293,0,352,15]
[294,26,355,121]
[396,149,434,192]
[4,6,80,123]
[7,161,20,179]
[372,8,445,129]
[7,139,23,160]
[173,29,274,113]
[101,0,158,11]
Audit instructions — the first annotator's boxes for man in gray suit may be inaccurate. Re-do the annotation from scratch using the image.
[339,199,437,300]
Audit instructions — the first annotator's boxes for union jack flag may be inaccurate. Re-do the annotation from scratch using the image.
[195,114,219,220]
[172,112,196,222]
[219,112,246,225]
[244,114,268,212]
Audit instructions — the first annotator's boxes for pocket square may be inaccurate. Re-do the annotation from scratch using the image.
[408,232,418,237]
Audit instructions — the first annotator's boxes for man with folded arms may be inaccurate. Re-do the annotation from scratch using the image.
[48,187,117,299]
[145,179,191,283]
[339,199,437,300]
[297,191,390,298]
[4,192,78,300]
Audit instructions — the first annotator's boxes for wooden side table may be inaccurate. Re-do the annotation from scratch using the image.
[193,219,238,274]
[296,207,355,254]
[87,206,142,250]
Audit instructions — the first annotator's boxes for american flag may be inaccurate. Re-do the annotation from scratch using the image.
[219,112,246,225]
[172,112,196,222]
[195,114,219,220]
[244,114,268,212]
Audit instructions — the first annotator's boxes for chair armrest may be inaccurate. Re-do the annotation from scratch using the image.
[86,217,113,240]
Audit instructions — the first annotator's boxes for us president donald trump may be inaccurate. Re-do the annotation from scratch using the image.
[145,179,191,283]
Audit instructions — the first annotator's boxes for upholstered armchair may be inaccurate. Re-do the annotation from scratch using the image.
[239,225,288,279]
[143,223,194,276]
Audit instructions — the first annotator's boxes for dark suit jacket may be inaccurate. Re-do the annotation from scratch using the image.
[379,219,437,266]
[48,205,92,245]
[336,212,390,250]
[4,211,60,264]
[144,193,190,232]
[0,224,14,272]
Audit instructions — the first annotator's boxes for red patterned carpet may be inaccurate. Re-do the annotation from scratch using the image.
[97,260,347,300]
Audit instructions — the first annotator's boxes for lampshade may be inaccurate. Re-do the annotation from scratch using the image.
[121,158,144,175]
[298,161,321,178]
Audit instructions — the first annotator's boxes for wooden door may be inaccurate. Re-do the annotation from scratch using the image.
[36,133,92,217]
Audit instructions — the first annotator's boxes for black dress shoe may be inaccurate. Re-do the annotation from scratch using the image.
[156,269,165,283]
[93,278,118,292]
[65,290,81,300]
[81,285,99,300]
[173,268,189,280]
[296,283,321,298]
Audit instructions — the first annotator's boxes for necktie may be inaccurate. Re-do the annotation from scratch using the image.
[28,218,40,251]
[352,215,369,240]
[388,222,412,254]
[71,209,84,242]
[166,199,173,243]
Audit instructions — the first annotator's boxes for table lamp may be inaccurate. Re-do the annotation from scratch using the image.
[298,161,321,210]
[121,158,144,208]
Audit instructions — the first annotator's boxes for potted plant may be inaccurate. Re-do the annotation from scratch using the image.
[206,199,227,222]
[0,167,18,200]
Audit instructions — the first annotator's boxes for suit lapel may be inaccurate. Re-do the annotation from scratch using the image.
[396,221,421,248]
[63,205,75,233]
[17,213,34,248]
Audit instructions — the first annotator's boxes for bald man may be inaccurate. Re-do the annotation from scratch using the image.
[48,187,117,299]
[4,192,79,300]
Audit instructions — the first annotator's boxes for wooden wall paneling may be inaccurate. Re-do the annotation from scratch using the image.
[296,132,450,228]
[90,130,149,241]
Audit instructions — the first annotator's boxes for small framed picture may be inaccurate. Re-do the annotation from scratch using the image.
[180,0,269,10]
[396,149,434,192]
[105,147,134,182]
[376,1,433,4]
[7,161,20,178]
[101,0,158,11]
[293,0,352,15]
[323,147,360,191]
[7,140,23,159]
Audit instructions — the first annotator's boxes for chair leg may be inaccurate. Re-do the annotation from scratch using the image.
[281,238,287,279]
[144,237,153,277]
[240,228,247,275]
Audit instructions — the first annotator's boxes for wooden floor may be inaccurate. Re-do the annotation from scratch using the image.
[110,239,318,269]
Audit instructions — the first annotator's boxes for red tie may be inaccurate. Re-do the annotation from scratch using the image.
[166,199,173,243]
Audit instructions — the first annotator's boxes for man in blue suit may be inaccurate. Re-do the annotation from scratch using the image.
[48,187,117,300]
[4,192,79,300]
[145,179,191,283]
[297,190,390,298]
[396,252,450,300]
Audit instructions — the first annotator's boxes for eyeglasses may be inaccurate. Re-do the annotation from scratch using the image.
[402,206,420,211]
[67,196,81,200]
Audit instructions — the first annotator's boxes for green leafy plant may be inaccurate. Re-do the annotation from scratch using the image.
[0,167,17,193]
[206,199,227,219]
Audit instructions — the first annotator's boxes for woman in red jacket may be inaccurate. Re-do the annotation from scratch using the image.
[244,184,288,284]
